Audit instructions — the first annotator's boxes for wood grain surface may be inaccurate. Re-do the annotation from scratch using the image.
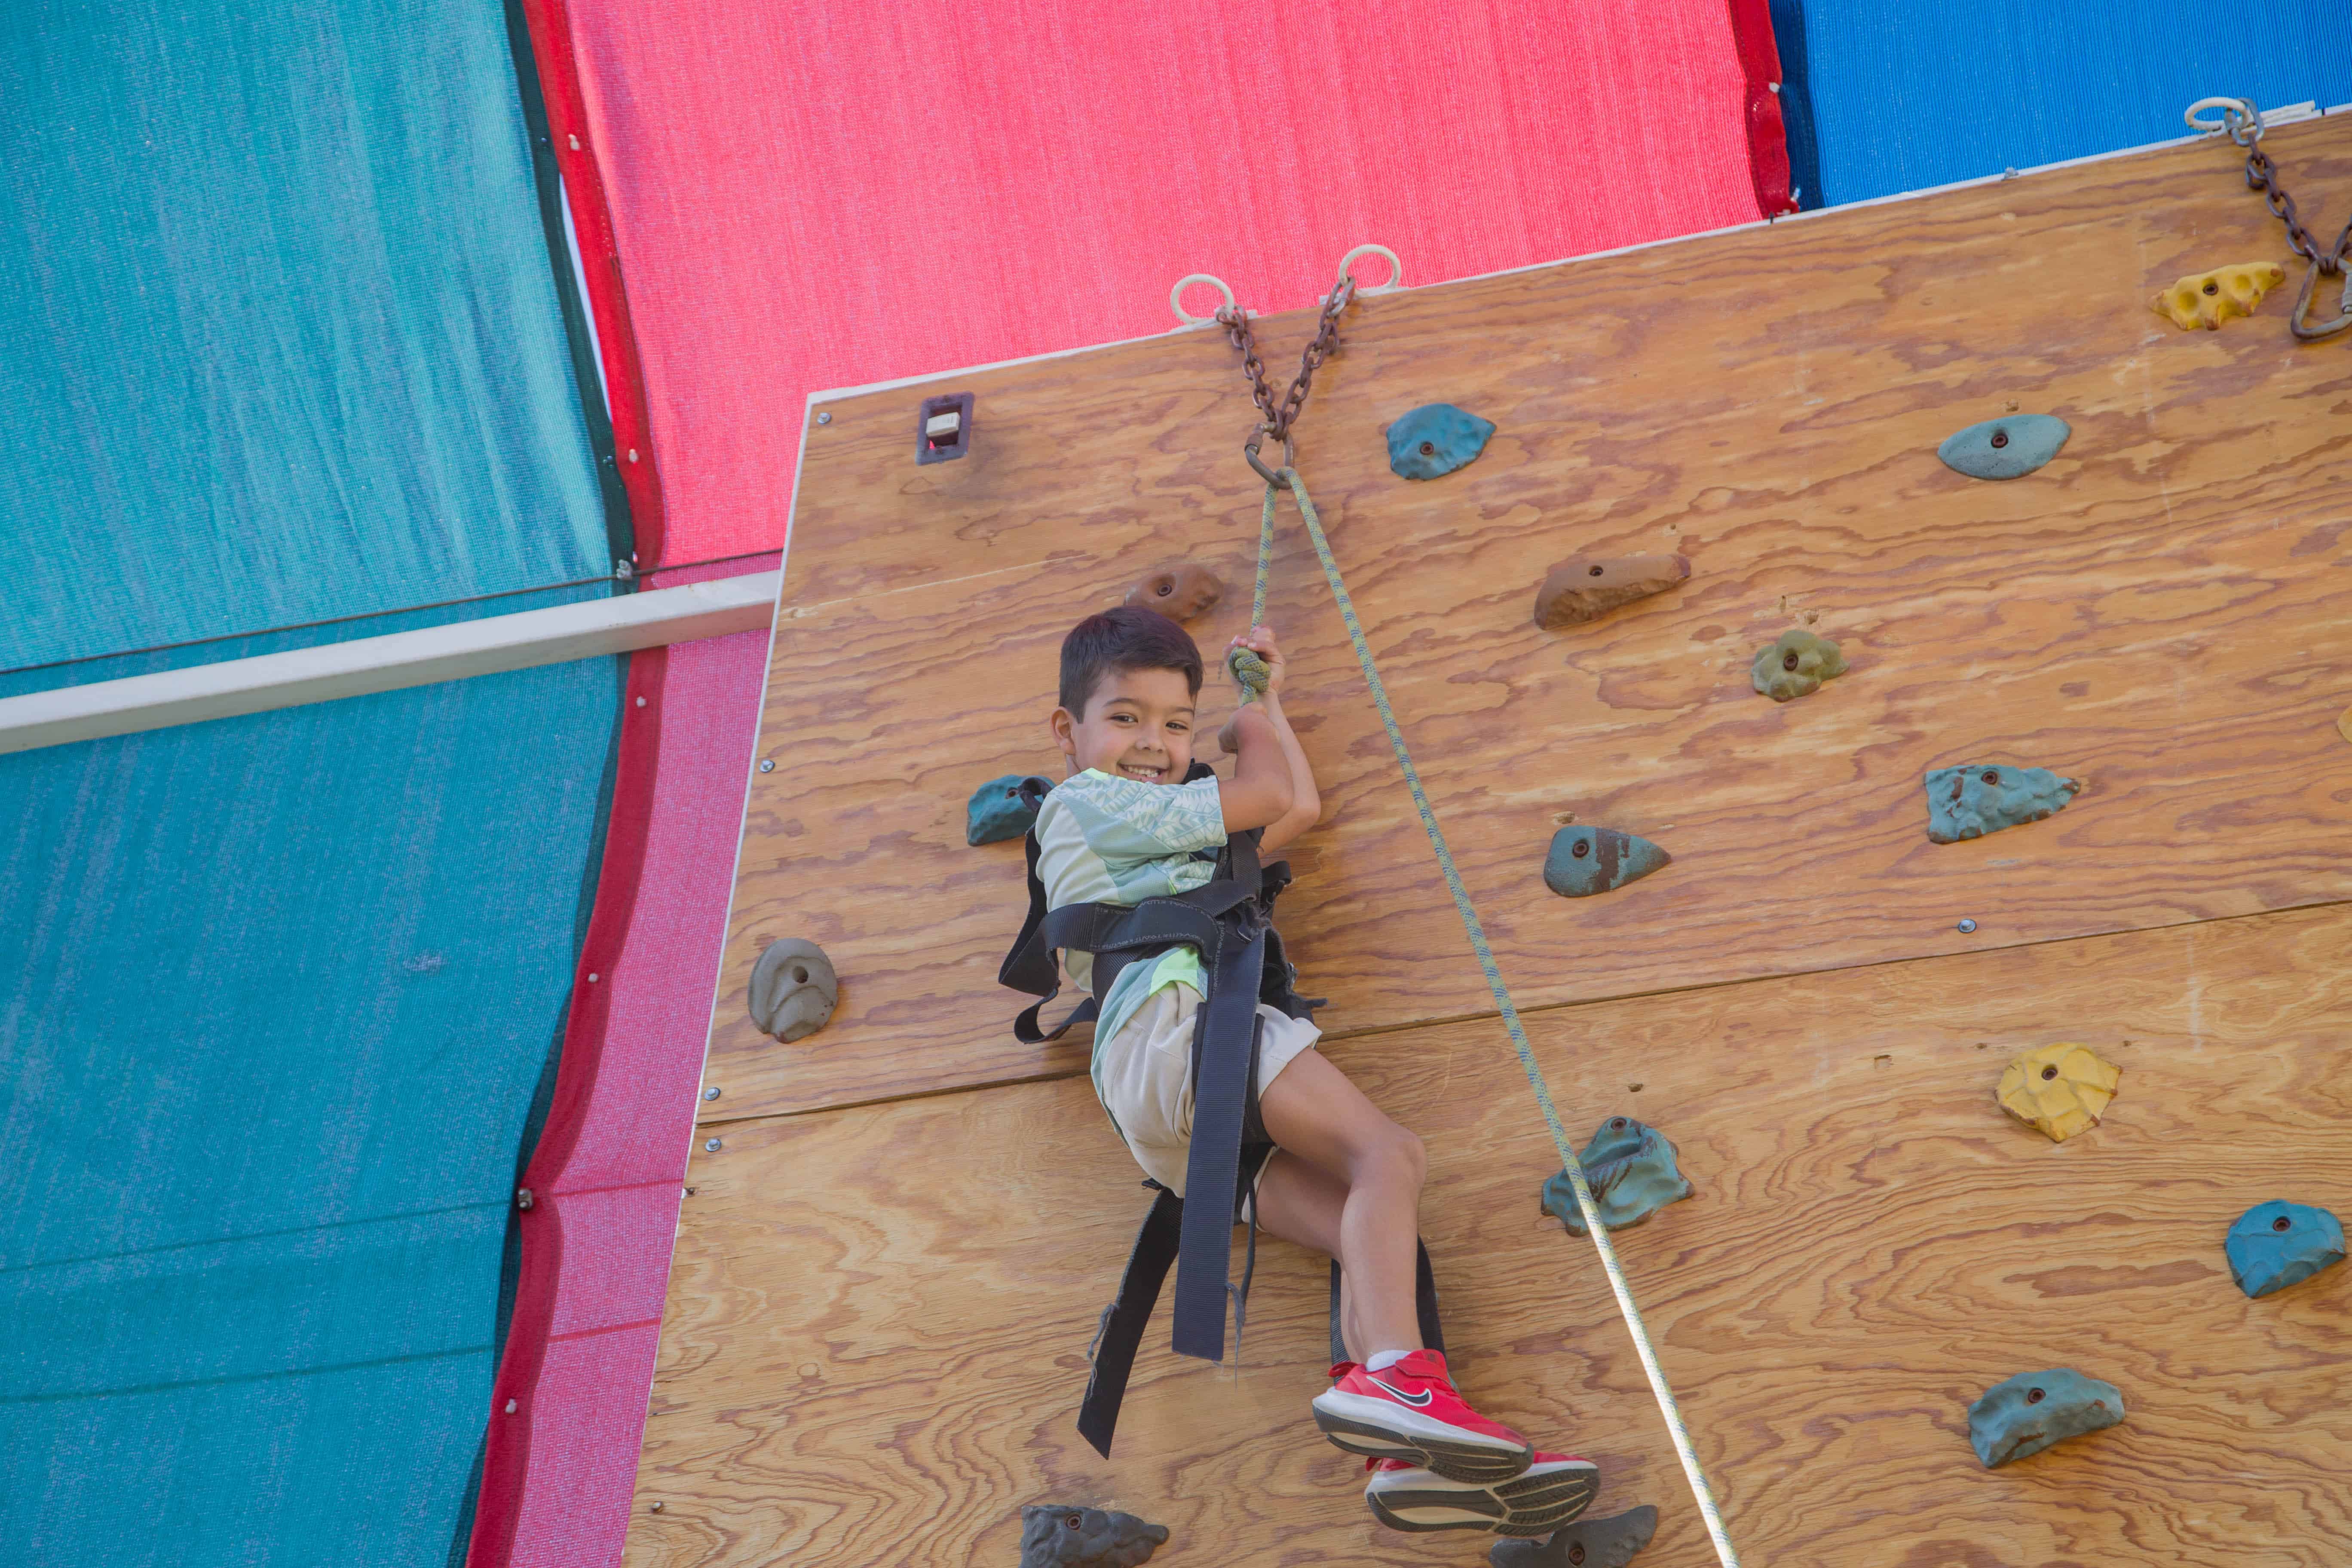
[707,117,2352,1120]
[632,903,2352,1568]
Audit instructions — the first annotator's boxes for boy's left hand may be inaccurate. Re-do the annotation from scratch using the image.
[1228,625,1286,697]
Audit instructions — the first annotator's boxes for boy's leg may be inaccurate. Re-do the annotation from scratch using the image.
[1251,1052,1425,1357]
[1256,1050,1534,1483]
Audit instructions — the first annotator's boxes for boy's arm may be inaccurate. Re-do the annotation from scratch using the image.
[1254,691,1321,853]
[1218,704,1295,833]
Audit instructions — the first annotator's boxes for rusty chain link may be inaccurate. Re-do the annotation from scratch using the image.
[2216,101,2352,340]
[1214,274,1359,464]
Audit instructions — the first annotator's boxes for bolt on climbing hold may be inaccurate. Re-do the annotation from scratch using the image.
[1532,554,1690,629]
[2225,1200,2346,1298]
[1540,1117,1693,1236]
[759,759,775,772]
[1750,628,1846,701]
[815,411,831,425]
[1542,827,1669,898]
[1926,763,2079,843]
[1018,1504,1169,1567]
[1966,1369,2124,1468]
[1937,413,2070,480]
[967,774,1054,846]
[748,938,838,1042]
[1489,1504,1659,1567]
[1996,1042,2119,1142]
[703,1086,721,1101]
[2154,261,2288,330]
[1123,563,1225,623]
[1957,918,1978,934]
[1385,403,1494,480]
[704,1138,722,1154]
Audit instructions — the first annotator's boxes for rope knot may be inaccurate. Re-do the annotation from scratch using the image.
[1227,644,1270,701]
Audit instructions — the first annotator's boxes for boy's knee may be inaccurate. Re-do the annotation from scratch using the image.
[1361,1121,1424,1185]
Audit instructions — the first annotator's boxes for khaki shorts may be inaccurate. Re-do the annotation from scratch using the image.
[1091,981,1320,1200]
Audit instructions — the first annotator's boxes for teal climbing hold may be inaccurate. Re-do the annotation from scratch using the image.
[1386,404,1495,480]
[1541,1117,1693,1237]
[2225,1200,2346,1299]
[966,773,1052,845]
[1924,763,2079,844]
[1966,1368,2125,1468]
[1937,414,2070,480]
[1542,827,1669,898]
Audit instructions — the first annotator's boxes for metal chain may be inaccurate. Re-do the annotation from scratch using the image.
[1214,275,1359,444]
[2223,103,2352,272]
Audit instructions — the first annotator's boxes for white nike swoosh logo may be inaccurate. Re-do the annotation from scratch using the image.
[1369,1377,1433,1407]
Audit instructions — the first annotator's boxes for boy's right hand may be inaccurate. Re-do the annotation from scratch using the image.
[1216,701,1273,761]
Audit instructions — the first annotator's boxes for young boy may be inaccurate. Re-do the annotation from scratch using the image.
[1037,605,1596,1533]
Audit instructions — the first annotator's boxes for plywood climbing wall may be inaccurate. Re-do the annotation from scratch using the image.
[633,116,2352,1568]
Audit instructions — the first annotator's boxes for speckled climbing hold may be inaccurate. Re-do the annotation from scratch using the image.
[1541,1117,1692,1237]
[1542,828,1669,898]
[1937,414,2070,481]
[1749,628,1847,702]
[1925,763,2079,843]
[2225,1200,2346,1299]
[967,773,1052,846]
[2153,261,2288,331]
[1123,563,1225,623]
[1386,403,1496,480]
[1019,1504,1169,1568]
[1995,1042,2120,1142]
[1967,1369,2125,1468]
[1533,554,1690,629]
[1491,1507,1659,1568]
[748,938,837,1043]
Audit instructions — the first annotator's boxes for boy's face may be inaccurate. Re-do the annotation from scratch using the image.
[1051,666,1197,784]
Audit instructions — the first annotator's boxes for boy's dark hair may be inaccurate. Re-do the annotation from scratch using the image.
[1059,605,1204,715]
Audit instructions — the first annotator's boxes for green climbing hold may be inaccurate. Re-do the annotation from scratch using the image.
[967,773,1052,846]
[1938,413,2070,481]
[1966,1368,2124,1468]
[1387,404,1496,480]
[1750,629,1847,702]
[1925,763,2079,843]
[1541,1117,1692,1236]
[1543,827,1669,898]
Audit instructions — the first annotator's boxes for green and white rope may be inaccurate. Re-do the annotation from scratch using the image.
[1225,495,1276,700]
[1259,468,1744,1568]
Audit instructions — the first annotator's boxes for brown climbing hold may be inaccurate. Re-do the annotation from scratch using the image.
[1533,554,1690,629]
[1124,564,1225,623]
[749,938,839,1044]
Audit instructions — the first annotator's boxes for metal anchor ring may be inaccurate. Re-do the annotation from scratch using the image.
[1243,427,1295,486]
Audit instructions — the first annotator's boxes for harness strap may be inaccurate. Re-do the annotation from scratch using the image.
[1169,898,1268,1360]
[1075,1185,1183,1458]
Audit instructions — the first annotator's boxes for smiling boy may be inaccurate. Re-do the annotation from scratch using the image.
[1034,605,1596,1534]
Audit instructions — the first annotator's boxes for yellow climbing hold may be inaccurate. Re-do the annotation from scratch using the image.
[1997,1042,2121,1143]
[2152,261,2287,331]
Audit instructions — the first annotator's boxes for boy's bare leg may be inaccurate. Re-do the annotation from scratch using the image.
[1252,1050,1427,1360]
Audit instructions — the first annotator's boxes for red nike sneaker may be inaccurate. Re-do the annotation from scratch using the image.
[1362,1452,1601,1535]
[1311,1352,1534,1483]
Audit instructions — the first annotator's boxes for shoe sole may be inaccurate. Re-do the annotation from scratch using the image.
[1365,1462,1599,1535]
[1310,1391,1534,1484]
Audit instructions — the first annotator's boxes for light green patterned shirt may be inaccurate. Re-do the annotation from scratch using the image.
[1033,767,1228,1050]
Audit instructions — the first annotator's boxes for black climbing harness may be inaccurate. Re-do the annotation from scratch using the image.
[999,766,1444,1457]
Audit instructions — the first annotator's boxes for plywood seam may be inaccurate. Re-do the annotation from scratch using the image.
[700,894,2352,1128]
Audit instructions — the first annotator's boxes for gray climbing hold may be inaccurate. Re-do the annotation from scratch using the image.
[1490,1506,1660,1567]
[1938,414,2070,480]
[748,938,838,1043]
[1387,403,1496,480]
[1750,628,1847,702]
[966,773,1052,846]
[1543,827,1669,898]
[1533,554,1690,630]
[1966,1369,2125,1468]
[1019,1504,1169,1567]
[1541,1117,1693,1237]
[2225,1200,2346,1299]
[1925,763,2080,843]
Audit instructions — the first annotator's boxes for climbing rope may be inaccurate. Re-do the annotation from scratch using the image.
[1212,276,1744,1568]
